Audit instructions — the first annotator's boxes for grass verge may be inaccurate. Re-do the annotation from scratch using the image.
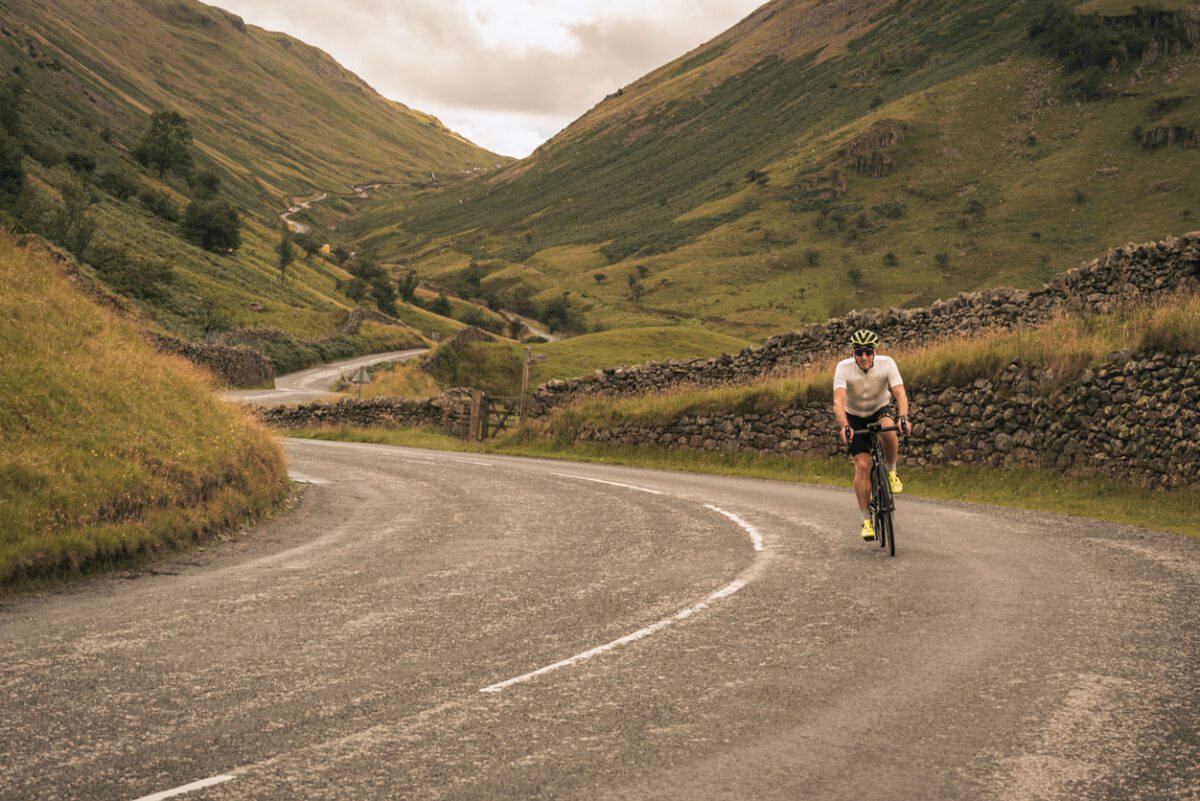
[0,234,290,592]
[284,426,1198,538]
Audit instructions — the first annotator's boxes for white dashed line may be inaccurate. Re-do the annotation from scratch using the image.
[130,774,236,801]
[550,472,664,495]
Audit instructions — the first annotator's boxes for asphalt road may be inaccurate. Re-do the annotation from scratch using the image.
[2,439,1197,800]
[219,349,428,406]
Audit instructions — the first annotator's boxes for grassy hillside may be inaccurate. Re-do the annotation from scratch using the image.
[344,0,1200,340]
[0,0,504,366]
[0,0,501,215]
[0,232,288,587]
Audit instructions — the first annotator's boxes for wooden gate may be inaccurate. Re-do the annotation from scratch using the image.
[468,392,520,440]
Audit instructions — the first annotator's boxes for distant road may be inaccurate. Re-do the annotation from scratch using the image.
[2,440,1197,800]
[219,349,428,406]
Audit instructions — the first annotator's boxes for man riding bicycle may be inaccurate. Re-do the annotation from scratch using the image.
[833,329,911,541]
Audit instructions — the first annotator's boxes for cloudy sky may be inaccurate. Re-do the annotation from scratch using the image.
[216,0,764,158]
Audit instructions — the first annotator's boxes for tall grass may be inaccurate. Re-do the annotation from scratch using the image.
[0,234,288,587]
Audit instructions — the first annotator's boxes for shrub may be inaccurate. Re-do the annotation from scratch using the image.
[97,169,139,201]
[138,189,179,222]
[182,198,241,253]
[87,242,175,301]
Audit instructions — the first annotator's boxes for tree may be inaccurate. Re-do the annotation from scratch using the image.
[398,269,419,302]
[277,225,294,282]
[347,252,397,315]
[593,272,607,284]
[429,292,452,317]
[182,198,241,252]
[198,296,230,340]
[65,152,96,175]
[135,111,193,179]
[0,81,25,210]
[192,169,221,200]
[47,178,96,258]
[293,232,321,261]
[627,272,644,305]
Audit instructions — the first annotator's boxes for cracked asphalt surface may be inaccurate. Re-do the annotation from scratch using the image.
[1,438,1197,800]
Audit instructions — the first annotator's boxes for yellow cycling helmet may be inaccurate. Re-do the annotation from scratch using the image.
[849,329,879,349]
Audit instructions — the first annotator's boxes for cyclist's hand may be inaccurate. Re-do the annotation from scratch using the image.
[840,425,853,444]
[898,415,911,436]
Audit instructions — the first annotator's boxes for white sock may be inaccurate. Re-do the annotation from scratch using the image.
[885,463,896,474]
[861,509,870,521]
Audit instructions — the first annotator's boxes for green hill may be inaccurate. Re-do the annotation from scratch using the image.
[0,0,505,367]
[343,0,1200,341]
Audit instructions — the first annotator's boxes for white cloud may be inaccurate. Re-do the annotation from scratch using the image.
[217,0,762,157]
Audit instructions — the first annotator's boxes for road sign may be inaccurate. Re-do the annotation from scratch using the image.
[350,365,371,400]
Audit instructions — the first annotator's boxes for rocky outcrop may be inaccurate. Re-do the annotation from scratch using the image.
[575,348,1200,490]
[1139,125,1198,150]
[146,332,273,388]
[841,120,908,177]
[536,233,1200,410]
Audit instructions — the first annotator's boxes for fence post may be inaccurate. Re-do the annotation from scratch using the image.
[469,390,483,441]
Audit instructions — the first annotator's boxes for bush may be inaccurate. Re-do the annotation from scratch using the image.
[182,198,241,252]
[97,169,139,201]
[138,189,179,222]
[88,242,175,301]
[64,152,96,174]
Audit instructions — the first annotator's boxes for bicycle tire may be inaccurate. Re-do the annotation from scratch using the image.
[875,462,889,549]
[875,460,895,555]
[881,507,895,556]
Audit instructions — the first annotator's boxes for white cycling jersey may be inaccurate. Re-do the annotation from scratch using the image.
[833,354,903,417]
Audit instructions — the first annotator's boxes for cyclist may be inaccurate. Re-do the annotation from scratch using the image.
[833,329,911,541]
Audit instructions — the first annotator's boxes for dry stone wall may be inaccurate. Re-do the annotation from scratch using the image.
[535,233,1200,410]
[258,391,474,437]
[575,347,1200,490]
[146,333,273,389]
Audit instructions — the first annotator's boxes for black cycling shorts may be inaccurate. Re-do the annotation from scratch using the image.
[846,406,891,456]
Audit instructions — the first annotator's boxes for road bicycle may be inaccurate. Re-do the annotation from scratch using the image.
[851,421,906,557]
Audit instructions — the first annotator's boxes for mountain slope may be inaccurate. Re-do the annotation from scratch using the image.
[345,0,1200,339]
[0,0,505,357]
[1,0,501,213]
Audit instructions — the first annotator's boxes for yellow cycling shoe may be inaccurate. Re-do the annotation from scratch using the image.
[888,471,903,494]
[860,519,876,541]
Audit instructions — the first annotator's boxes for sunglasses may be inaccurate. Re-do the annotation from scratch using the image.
[853,348,875,357]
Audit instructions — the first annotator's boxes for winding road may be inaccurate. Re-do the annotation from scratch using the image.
[219,349,428,406]
[1,440,1197,800]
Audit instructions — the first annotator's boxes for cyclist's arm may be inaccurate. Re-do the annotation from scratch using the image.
[833,387,849,428]
[891,382,909,419]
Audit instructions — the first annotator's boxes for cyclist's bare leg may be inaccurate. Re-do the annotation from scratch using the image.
[853,452,872,510]
[880,415,899,467]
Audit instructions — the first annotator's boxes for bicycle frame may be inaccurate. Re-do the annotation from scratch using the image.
[850,422,904,556]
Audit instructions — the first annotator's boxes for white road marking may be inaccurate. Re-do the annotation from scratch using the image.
[480,501,766,693]
[705,505,765,551]
[480,575,751,694]
[288,471,329,485]
[130,774,236,801]
[551,473,664,495]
